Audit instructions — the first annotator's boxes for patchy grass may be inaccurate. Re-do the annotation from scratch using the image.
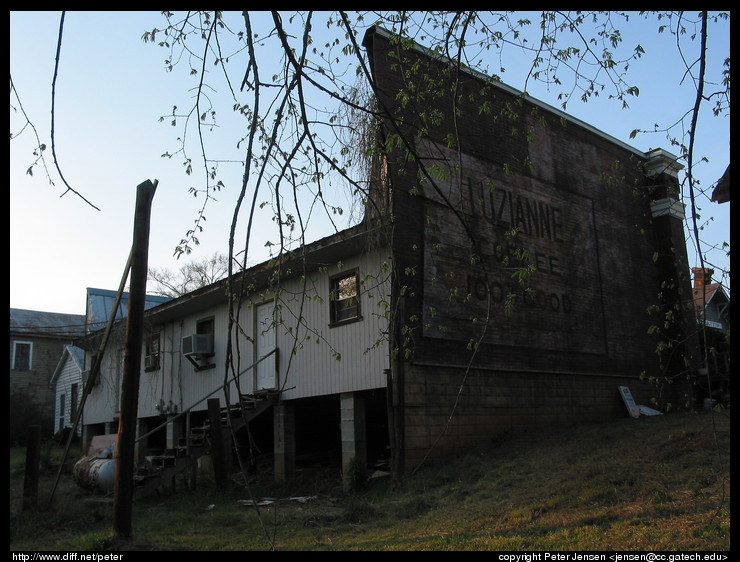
[10,409,730,551]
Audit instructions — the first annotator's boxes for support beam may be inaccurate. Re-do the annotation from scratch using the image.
[340,392,367,493]
[22,425,41,511]
[273,402,295,481]
[166,417,176,450]
[207,398,228,489]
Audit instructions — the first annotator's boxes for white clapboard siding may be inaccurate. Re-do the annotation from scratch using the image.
[53,356,82,434]
[85,246,391,424]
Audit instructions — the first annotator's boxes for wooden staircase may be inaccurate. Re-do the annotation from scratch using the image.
[134,391,278,496]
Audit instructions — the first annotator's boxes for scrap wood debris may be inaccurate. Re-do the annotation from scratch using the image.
[238,495,320,507]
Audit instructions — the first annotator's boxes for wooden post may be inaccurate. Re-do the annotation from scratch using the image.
[273,402,295,481]
[340,393,367,493]
[113,180,157,539]
[47,251,133,507]
[22,425,41,511]
[207,398,227,489]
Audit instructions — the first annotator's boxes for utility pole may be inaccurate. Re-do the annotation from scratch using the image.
[113,179,157,539]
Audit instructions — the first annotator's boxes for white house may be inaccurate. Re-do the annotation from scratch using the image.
[55,288,170,443]
[79,224,392,487]
[50,345,86,437]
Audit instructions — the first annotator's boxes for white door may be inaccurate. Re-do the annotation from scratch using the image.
[255,302,276,391]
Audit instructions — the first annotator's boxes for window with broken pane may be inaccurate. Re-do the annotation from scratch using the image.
[330,269,361,325]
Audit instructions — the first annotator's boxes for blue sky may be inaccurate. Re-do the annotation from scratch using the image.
[10,11,730,314]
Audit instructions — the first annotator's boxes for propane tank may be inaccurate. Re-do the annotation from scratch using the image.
[73,441,117,493]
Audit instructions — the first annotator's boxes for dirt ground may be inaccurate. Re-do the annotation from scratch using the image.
[10,451,96,517]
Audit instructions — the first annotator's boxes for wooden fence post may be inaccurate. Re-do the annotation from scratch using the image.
[22,425,41,511]
[207,398,227,489]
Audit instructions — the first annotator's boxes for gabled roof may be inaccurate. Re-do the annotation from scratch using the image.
[145,223,382,326]
[691,268,730,312]
[86,287,171,333]
[50,344,86,385]
[693,282,729,311]
[9,308,86,339]
[711,164,730,203]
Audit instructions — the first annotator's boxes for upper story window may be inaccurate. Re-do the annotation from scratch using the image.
[197,317,214,339]
[12,341,32,371]
[145,332,161,371]
[329,268,362,326]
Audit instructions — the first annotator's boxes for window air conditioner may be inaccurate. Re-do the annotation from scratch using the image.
[182,334,213,357]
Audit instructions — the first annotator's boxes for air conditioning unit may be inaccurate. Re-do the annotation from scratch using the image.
[182,334,213,357]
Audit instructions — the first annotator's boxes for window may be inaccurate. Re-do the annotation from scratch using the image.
[12,341,32,371]
[197,317,214,338]
[145,332,161,371]
[58,394,65,432]
[329,269,362,326]
[195,317,215,356]
[70,383,79,421]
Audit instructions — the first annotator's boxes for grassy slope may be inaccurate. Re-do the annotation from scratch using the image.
[10,409,730,551]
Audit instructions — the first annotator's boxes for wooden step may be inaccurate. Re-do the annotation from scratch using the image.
[151,455,176,468]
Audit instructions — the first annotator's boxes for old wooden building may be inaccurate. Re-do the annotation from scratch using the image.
[78,26,700,488]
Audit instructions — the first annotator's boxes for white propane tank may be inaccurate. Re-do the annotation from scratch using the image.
[73,440,117,493]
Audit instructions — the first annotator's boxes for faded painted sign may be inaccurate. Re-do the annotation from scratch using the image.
[416,139,607,353]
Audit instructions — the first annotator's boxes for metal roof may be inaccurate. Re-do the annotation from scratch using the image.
[9,308,86,339]
[144,223,378,325]
[85,287,171,334]
[50,344,86,385]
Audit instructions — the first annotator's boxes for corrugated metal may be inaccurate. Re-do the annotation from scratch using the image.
[175,302,231,413]
[152,248,390,414]
[83,247,391,425]
[83,343,124,425]
[272,249,391,400]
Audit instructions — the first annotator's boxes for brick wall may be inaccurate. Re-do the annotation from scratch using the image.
[10,335,68,431]
[364,27,697,473]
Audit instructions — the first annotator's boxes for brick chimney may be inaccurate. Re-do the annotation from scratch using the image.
[692,267,714,288]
